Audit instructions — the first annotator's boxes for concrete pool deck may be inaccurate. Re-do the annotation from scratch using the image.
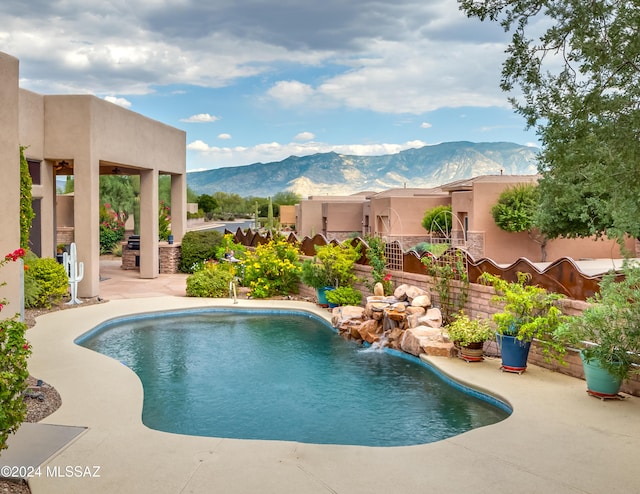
[17,262,640,493]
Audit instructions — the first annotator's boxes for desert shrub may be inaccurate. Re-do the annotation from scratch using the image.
[215,233,246,261]
[242,237,301,298]
[179,230,224,273]
[326,286,363,306]
[24,255,68,308]
[186,262,236,298]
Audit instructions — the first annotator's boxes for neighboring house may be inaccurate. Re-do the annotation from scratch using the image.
[295,193,370,241]
[0,50,187,302]
[293,174,632,264]
[364,187,449,249]
[442,175,634,263]
[295,188,449,247]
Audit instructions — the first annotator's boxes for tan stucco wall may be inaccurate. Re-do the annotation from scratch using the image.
[322,202,363,236]
[296,196,367,238]
[369,194,450,238]
[0,53,22,318]
[279,205,296,226]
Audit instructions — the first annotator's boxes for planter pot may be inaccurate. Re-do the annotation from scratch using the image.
[458,341,485,363]
[316,286,334,308]
[497,333,531,374]
[580,352,623,399]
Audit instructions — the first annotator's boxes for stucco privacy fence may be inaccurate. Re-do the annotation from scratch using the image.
[229,228,640,397]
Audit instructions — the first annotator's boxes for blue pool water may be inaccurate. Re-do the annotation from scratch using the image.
[77,310,510,446]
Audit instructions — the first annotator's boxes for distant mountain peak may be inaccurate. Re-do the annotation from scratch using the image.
[187,141,538,197]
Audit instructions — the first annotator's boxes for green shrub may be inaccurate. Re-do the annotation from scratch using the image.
[179,230,224,273]
[242,237,301,298]
[186,262,236,297]
[326,286,363,306]
[421,205,452,236]
[24,255,68,308]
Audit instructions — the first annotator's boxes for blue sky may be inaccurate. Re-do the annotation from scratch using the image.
[2,0,539,172]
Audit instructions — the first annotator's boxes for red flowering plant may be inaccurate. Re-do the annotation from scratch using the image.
[421,248,469,325]
[0,248,31,451]
[99,203,125,254]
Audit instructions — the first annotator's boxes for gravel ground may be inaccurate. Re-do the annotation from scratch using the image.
[1,297,104,493]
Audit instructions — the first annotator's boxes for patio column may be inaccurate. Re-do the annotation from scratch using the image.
[73,154,100,297]
[0,52,21,316]
[170,173,186,243]
[139,168,159,278]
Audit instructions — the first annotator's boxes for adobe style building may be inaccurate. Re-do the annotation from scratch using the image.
[444,175,633,263]
[295,188,449,247]
[0,51,187,307]
[294,175,631,264]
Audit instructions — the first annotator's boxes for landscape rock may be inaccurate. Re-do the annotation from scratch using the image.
[405,285,428,302]
[411,294,431,308]
[394,284,409,301]
[373,282,385,296]
[419,307,443,328]
[358,319,383,343]
[400,326,445,356]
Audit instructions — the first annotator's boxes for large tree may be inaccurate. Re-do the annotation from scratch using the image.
[460,0,640,242]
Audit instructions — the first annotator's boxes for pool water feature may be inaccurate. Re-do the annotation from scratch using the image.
[78,310,510,446]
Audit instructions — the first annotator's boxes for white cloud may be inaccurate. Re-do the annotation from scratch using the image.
[421,122,432,129]
[217,133,232,140]
[186,139,427,169]
[267,81,315,106]
[104,96,131,108]
[294,132,315,142]
[180,113,219,123]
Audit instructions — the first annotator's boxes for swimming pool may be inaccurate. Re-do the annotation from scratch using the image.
[77,309,510,446]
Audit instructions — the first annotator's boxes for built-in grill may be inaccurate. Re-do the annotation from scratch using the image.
[127,234,140,250]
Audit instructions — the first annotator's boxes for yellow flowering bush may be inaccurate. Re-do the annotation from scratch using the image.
[242,237,301,298]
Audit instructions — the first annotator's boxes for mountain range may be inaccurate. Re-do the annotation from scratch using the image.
[187,141,539,197]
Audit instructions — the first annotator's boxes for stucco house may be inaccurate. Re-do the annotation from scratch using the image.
[0,51,187,310]
[443,174,633,263]
[293,174,631,264]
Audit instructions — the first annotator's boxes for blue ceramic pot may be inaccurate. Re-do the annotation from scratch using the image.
[497,333,531,373]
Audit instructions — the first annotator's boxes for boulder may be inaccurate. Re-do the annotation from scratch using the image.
[400,326,445,356]
[423,341,456,358]
[418,308,442,328]
[405,285,428,302]
[357,319,383,343]
[373,282,385,296]
[411,294,431,308]
[387,327,405,349]
[394,284,409,301]
[331,305,365,327]
[405,306,426,316]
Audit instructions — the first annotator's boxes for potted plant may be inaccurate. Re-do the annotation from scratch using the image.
[445,312,494,362]
[325,286,363,308]
[554,263,640,398]
[301,243,361,306]
[479,271,566,373]
[300,258,332,306]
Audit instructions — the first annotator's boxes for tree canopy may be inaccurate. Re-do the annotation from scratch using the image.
[460,0,640,241]
[491,184,549,260]
[421,205,452,236]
